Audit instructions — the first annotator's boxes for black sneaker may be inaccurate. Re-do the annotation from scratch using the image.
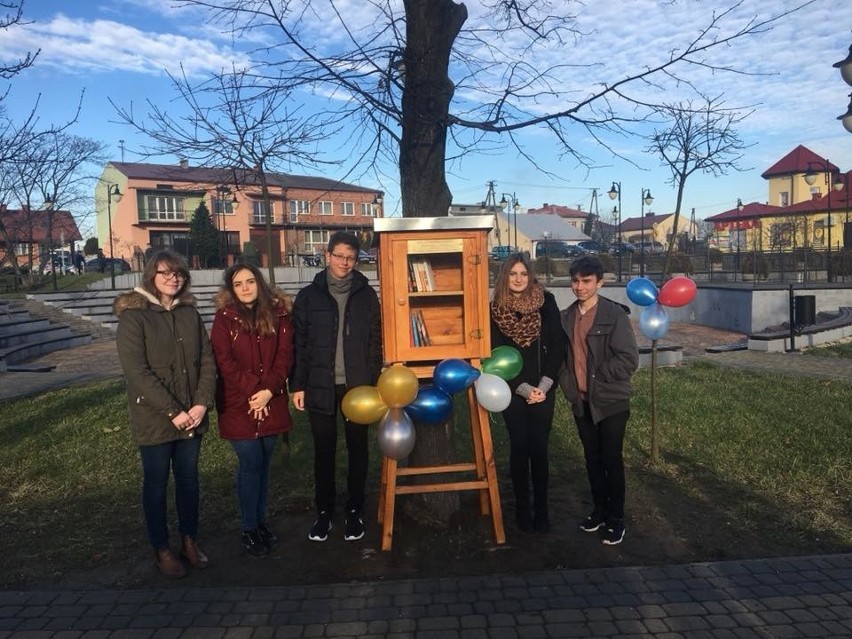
[308,511,332,542]
[344,509,365,541]
[600,519,625,545]
[257,523,279,550]
[579,512,606,533]
[241,529,268,556]
[534,512,551,534]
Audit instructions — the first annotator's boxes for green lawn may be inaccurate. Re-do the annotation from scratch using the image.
[1,359,851,582]
[804,340,852,359]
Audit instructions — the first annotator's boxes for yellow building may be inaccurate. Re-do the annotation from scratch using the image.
[706,145,850,252]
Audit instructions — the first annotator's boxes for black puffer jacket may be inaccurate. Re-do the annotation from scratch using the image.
[290,269,382,415]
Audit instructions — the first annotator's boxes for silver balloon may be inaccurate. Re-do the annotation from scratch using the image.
[474,373,512,412]
[378,408,416,460]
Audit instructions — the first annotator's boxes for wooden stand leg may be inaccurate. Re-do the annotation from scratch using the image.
[380,456,398,551]
[467,386,490,515]
[476,399,505,544]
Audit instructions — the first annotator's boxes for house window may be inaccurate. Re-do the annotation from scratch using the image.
[146,195,186,221]
[779,192,789,207]
[303,229,329,254]
[340,202,354,216]
[361,202,376,217]
[13,243,30,256]
[289,200,311,222]
[213,197,235,216]
[317,201,333,216]
[252,200,275,224]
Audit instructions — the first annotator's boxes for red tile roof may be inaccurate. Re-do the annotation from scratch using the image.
[705,202,782,222]
[110,162,377,194]
[760,145,840,179]
[0,209,82,243]
[619,213,673,232]
[526,203,587,219]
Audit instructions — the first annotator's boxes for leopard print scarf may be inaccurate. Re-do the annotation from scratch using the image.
[490,282,545,347]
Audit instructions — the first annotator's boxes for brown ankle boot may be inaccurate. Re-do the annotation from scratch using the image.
[155,548,187,578]
[181,535,209,569]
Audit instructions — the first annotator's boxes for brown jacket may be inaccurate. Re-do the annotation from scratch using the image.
[114,288,217,446]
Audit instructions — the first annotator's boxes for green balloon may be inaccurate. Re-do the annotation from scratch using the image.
[481,345,523,381]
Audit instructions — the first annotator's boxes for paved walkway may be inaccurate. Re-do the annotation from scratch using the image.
[1,554,850,637]
[2,328,851,637]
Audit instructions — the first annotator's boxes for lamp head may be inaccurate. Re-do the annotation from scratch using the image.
[644,190,654,206]
[608,183,619,200]
[499,195,508,208]
[737,198,744,212]
[109,185,123,203]
[833,43,852,87]
[839,94,852,134]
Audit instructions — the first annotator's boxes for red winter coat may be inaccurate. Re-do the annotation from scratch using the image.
[211,296,294,440]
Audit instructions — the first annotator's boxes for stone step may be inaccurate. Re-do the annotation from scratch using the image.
[0,323,73,349]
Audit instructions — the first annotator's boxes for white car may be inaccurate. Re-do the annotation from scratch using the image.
[43,256,78,275]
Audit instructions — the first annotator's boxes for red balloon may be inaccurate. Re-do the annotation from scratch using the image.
[658,276,697,308]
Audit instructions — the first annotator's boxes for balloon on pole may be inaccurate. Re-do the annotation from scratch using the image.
[378,408,416,460]
[626,277,659,307]
[640,303,670,341]
[658,276,697,308]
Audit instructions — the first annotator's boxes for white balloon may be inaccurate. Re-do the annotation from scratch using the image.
[474,373,512,412]
[378,408,416,460]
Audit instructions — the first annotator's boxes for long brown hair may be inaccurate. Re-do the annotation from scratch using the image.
[140,249,191,300]
[491,252,541,309]
[220,263,290,337]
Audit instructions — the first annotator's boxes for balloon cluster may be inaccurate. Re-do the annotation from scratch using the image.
[626,276,697,341]
[341,346,525,461]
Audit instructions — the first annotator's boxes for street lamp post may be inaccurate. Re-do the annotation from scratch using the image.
[498,193,521,251]
[215,185,238,266]
[639,188,654,277]
[43,196,57,292]
[607,182,623,281]
[735,198,744,281]
[834,43,852,133]
[804,160,843,282]
[541,230,551,282]
[106,184,123,290]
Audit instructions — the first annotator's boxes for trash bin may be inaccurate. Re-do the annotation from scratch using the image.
[794,295,816,327]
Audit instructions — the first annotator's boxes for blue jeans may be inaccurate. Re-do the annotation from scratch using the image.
[139,436,202,549]
[230,435,278,531]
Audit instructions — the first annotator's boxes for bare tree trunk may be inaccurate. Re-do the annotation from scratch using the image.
[400,0,467,520]
[399,0,466,218]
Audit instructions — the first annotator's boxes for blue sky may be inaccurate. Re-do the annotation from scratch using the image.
[3,0,852,230]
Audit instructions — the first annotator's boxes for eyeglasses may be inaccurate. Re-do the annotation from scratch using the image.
[329,253,357,264]
[156,270,186,281]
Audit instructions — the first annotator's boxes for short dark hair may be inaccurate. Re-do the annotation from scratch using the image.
[327,231,360,254]
[569,255,604,280]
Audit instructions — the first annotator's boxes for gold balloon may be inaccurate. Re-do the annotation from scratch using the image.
[341,386,388,425]
[376,365,419,408]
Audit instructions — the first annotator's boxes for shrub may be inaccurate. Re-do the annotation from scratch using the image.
[741,252,769,279]
[597,253,615,274]
[667,252,695,275]
[708,248,723,265]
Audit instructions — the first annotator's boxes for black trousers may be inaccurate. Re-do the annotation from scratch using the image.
[308,385,369,515]
[574,405,629,521]
[502,392,555,517]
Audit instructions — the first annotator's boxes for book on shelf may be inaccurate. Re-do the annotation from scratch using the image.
[415,309,430,346]
[410,311,421,346]
[409,257,425,292]
[422,259,436,291]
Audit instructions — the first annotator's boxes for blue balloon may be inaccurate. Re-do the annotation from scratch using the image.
[405,385,453,423]
[640,303,670,341]
[433,358,481,395]
[626,277,659,307]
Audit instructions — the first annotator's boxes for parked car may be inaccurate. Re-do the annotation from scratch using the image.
[358,250,377,264]
[635,241,665,253]
[534,241,586,259]
[43,256,78,275]
[489,245,518,261]
[85,257,132,273]
[606,241,636,255]
[576,240,602,254]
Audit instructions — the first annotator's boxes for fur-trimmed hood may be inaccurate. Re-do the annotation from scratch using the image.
[113,287,197,315]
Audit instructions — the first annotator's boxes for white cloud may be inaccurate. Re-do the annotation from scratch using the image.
[0,13,249,77]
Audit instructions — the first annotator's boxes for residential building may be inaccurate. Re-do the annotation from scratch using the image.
[619,212,699,250]
[0,205,83,269]
[705,145,851,253]
[96,161,383,269]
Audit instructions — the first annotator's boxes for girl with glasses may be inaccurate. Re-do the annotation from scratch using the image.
[113,249,216,578]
